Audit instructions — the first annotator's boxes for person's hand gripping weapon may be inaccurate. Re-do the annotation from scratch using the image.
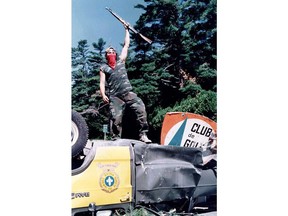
[105,7,152,44]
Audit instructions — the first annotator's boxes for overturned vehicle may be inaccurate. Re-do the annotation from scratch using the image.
[71,111,217,215]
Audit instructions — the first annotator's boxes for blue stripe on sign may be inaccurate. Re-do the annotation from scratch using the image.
[168,118,187,146]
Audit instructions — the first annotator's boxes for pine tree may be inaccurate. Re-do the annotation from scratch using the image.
[131,0,217,138]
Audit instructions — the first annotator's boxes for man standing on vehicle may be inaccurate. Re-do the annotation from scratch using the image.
[99,24,152,143]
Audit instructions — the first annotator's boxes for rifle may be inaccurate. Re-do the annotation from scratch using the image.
[105,7,152,44]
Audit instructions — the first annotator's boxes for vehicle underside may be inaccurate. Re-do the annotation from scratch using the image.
[72,139,216,216]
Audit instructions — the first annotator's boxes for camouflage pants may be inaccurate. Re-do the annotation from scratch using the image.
[109,91,149,138]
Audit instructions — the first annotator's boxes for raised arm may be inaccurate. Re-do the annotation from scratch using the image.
[119,25,130,62]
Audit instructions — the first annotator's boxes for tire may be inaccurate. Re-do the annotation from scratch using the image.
[71,110,89,158]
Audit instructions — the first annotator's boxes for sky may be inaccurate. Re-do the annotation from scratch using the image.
[72,0,146,51]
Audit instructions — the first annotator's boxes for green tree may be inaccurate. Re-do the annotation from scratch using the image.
[72,39,110,139]
[71,40,92,111]
[130,0,217,140]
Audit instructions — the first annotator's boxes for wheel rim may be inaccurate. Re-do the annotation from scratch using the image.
[71,121,79,147]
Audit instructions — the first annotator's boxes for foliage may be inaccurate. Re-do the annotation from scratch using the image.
[72,39,109,138]
[72,0,217,141]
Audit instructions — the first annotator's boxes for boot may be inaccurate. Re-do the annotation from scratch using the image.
[139,133,152,143]
[111,134,121,141]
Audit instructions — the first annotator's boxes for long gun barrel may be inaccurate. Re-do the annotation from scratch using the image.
[105,7,152,44]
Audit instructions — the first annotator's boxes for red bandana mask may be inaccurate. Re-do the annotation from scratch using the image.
[107,54,117,69]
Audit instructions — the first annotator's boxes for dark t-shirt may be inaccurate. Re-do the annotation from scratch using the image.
[100,60,132,97]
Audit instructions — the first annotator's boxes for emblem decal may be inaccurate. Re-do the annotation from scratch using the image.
[99,168,120,193]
